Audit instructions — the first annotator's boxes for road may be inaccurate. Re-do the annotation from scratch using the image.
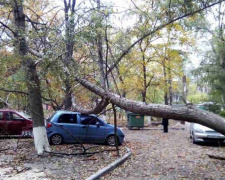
[103,122,225,180]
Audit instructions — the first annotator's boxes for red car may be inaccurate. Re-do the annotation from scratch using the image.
[0,109,33,136]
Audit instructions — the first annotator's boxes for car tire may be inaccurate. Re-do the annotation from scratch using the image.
[106,135,118,146]
[50,134,63,145]
[190,131,192,138]
[192,132,197,144]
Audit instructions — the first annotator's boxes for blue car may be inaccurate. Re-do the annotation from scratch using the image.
[46,111,125,146]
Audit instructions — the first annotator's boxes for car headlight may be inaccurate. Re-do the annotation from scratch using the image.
[119,128,124,134]
[195,128,205,133]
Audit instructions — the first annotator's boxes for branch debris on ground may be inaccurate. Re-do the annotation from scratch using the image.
[1,121,225,180]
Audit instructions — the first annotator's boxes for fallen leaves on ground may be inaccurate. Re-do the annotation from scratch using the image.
[1,121,225,180]
[0,138,126,180]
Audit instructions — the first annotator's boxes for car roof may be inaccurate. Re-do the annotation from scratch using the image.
[56,110,80,114]
[81,114,96,117]
[0,109,18,112]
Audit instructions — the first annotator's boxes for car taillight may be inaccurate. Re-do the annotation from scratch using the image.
[46,122,52,128]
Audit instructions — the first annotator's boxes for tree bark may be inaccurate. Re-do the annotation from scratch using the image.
[63,0,77,109]
[12,0,50,155]
[182,75,189,104]
[76,78,225,135]
[96,0,106,89]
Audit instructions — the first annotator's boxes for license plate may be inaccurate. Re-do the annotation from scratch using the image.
[22,131,33,137]
[207,135,222,138]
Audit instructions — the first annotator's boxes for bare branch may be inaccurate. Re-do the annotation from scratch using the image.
[106,0,225,76]
[130,0,151,20]
[0,88,29,95]
[0,97,11,107]
[24,6,45,22]
[27,48,43,58]
[0,88,59,107]
[207,154,225,160]
[0,21,16,36]
[25,15,47,26]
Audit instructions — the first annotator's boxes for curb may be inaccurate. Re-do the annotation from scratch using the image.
[86,147,132,180]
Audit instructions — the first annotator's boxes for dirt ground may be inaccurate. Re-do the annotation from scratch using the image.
[0,138,125,180]
[104,122,225,180]
[1,122,225,180]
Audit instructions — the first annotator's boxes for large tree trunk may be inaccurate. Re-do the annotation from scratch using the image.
[96,0,107,120]
[76,78,225,135]
[96,0,106,89]
[182,75,189,104]
[12,0,50,155]
[62,0,76,109]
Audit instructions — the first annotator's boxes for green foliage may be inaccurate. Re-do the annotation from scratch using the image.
[187,84,208,104]
[0,0,224,111]
[219,110,225,118]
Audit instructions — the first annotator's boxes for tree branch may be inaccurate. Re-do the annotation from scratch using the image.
[0,88,59,107]
[207,154,225,160]
[27,48,43,58]
[106,0,225,76]
[0,21,17,36]
[72,98,109,114]
[0,88,29,95]
[75,77,225,136]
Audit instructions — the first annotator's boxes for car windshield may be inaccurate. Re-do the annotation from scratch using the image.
[18,112,32,119]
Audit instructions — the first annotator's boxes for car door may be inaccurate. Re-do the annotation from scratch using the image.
[5,112,27,135]
[80,115,107,143]
[55,113,80,143]
[0,111,7,135]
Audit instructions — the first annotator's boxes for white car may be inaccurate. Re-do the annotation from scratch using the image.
[190,123,225,144]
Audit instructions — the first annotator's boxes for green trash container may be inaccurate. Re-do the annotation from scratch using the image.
[127,113,144,129]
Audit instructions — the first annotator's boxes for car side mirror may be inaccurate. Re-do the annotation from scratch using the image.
[96,122,100,127]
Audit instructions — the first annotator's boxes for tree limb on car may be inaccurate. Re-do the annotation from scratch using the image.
[72,97,109,115]
[76,78,225,135]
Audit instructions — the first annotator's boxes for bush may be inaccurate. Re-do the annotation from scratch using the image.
[219,110,225,118]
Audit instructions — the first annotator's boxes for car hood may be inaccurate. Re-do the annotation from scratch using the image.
[107,123,118,129]
[107,124,124,133]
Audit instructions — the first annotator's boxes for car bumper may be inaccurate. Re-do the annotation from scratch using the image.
[194,132,225,142]
[118,134,125,144]
[46,128,53,139]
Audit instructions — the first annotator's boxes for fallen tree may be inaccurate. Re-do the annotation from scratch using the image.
[75,78,225,135]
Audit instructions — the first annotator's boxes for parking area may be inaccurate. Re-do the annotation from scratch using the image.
[104,122,225,179]
[1,121,225,179]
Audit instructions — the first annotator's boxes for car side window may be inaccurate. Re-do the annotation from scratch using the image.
[12,113,23,120]
[81,116,103,126]
[6,112,23,120]
[81,117,96,125]
[6,112,12,120]
[0,112,3,120]
[58,114,77,124]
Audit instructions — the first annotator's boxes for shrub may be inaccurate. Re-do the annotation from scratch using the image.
[219,110,225,118]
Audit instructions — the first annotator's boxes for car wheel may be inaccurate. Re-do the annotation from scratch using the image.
[106,135,118,146]
[192,132,197,144]
[50,134,63,145]
[190,131,192,138]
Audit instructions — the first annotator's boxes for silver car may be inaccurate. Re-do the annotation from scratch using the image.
[190,123,225,144]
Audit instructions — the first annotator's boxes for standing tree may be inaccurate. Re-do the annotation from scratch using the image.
[193,2,225,108]
[0,0,51,155]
